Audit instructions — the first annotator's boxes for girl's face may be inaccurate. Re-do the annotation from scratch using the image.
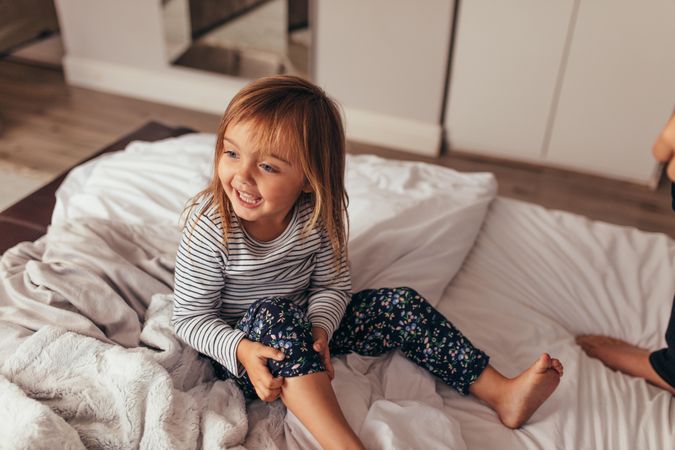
[218,121,311,241]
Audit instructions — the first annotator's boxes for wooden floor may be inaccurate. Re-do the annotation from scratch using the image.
[1,59,674,238]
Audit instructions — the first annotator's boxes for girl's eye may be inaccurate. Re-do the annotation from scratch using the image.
[224,150,238,159]
[259,163,278,173]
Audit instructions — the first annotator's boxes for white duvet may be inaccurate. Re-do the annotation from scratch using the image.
[26,134,675,448]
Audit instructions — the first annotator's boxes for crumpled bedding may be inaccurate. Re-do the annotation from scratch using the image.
[7,132,673,449]
[0,219,287,449]
[0,197,488,449]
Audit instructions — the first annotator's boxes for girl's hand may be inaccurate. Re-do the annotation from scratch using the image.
[236,338,286,402]
[653,113,675,182]
[312,326,334,380]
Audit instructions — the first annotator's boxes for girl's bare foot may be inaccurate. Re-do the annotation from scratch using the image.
[496,354,563,429]
[576,335,675,394]
[470,354,563,429]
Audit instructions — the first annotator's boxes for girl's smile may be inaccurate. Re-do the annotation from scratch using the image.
[235,189,262,208]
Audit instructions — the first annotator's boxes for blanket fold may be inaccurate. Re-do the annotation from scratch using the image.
[0,219,268,449]
[0,219,179,348]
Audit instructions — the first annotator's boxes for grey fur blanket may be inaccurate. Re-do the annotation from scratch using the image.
[0,219,284,449]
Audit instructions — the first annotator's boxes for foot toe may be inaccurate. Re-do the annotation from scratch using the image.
[535,353,553,371]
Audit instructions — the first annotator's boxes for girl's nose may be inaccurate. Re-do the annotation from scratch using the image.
[235,164,254,185]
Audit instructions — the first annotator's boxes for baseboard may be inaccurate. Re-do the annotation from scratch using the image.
[63,56,442,157]
[343,107,441,157]
[63,55,247,114]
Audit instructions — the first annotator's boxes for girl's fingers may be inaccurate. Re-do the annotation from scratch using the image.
[254,374,279,400]
[258,344,285,361]
[256,386,281,402]
[269,387,281,401]
[313,339,328,353]
[268,376,284,389]
[254,370,283,401]
[325,357,334,380]
[314,340,334,380]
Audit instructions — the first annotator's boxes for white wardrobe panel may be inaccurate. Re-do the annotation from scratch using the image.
[546,0,675,185]
[445,1,576,161]
[315,0,454,124]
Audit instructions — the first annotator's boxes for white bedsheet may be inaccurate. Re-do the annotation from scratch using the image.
[438,198,675,450]
[47,134,675,449]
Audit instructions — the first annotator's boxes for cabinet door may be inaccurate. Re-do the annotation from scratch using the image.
[315,0,453,124]
[546,0,675,185]
[445,1,576,161]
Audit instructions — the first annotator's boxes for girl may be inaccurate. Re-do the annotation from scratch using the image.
[172,75,564,448]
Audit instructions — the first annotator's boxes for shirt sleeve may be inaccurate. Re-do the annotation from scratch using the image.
[305,229,352,340]
[171,209,246,377]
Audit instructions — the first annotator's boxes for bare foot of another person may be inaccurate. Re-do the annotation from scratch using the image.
[576,335,675,394]
[471,353,563,429]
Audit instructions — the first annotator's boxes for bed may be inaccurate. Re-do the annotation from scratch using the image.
[0,123,673,450]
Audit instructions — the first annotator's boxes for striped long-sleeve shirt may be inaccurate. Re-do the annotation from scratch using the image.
[171,194,351,377]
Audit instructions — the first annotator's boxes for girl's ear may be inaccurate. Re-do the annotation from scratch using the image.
[302,179,314,193]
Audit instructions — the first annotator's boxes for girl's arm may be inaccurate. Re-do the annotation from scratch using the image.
[306,230,352,341]
[171,213,246,376]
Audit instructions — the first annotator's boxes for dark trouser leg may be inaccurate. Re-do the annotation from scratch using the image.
[649,296,675,389]
[212,296,325,400]
[329,287,489,395]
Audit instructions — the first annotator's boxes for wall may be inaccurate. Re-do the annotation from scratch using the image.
[55,0,454,157]
[314,0,454,155]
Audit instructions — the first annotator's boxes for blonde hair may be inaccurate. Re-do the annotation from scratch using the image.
[185,75,349,266]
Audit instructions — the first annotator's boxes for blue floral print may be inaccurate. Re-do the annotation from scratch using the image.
[330,287,488,395]
[212,287,489,400]
[212,296,325,399]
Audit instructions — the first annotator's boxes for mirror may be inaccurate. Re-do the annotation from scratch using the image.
[167,0,311,80]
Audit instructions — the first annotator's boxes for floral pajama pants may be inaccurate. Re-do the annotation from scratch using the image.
[213,287,489,399]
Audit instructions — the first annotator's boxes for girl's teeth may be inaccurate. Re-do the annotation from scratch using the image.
[238,190,260,204]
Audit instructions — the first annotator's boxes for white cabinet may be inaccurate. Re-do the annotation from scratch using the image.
[546,0,675,184]
[445,0,675,185]
[445,1,576,161]
[315,0,454,156]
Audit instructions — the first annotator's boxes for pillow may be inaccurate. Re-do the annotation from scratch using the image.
[346,155,496,303]
[53,134,496,304]
[52,133,216,227]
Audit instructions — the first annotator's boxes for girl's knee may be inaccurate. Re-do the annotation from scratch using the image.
[254,296,294,311]
[251,300,323,377]
[390,287,436,322]
[254,297,306,321]
[394,287,425,307]
[396,286,420,297]
[242,297,311,339]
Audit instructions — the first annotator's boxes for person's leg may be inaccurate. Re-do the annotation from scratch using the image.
[577,296,675,394]
[214,297,364,450]
[330,287,563,428]
[281,371,364,450]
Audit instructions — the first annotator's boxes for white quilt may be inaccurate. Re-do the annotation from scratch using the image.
[2,132,674,449]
